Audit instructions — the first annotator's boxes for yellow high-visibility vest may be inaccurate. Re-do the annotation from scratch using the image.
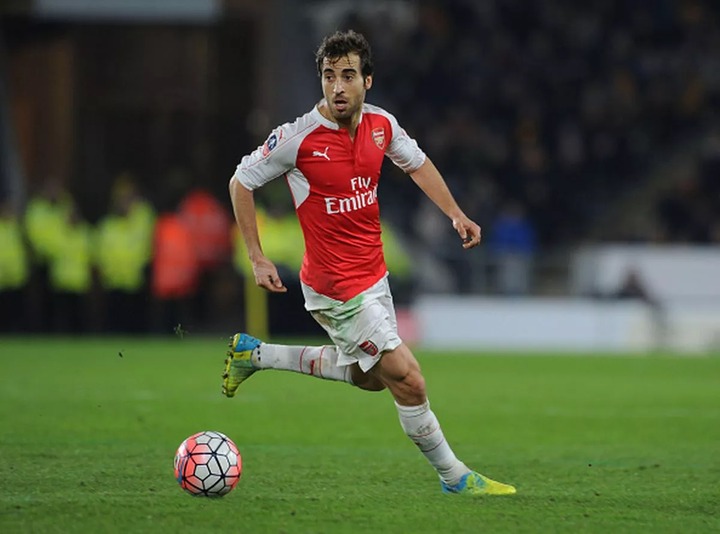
[49,222,92,293]
[24,196,72,263]
[232,209,305,275]
[0,217,29,289]
[95,214,152,291]
[381,222,412,279]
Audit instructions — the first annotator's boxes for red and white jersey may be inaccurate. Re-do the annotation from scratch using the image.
[233,102,426,302]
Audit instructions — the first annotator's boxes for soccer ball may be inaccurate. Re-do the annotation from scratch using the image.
[174,430,242,497]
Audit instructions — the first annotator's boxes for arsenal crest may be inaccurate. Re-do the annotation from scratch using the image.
[371,127,385,149]
[359,340,379,356]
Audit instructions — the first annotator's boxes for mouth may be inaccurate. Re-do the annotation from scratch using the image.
[333,99,348,113]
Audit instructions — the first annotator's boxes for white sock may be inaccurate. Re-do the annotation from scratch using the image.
[395,400,469,486]
[251,343,353,384]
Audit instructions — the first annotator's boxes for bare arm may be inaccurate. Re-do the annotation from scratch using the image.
[409,157,481,249]
[229,177,287,292]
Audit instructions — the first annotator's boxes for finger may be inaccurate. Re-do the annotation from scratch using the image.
[457,223,472,241]
[452,219,467,239]
[266,284,288,293]
[258,280,287,293]
[256,275,283,292]
[271,274,287,291]
[462,228,481,249]
[266,274,287,292]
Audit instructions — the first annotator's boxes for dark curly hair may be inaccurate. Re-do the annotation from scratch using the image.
[315,30,374,78]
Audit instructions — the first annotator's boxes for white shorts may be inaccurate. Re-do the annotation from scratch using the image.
[302,274,402,372]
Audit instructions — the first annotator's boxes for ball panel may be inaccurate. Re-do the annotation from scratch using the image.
[217,455,230,473]
[207,437,224,452]
[182,456,197,478]
[182,474,204,492]
[194,464,210,480]
[188,442,212,455]
[226,440,239,456]
[194,450,213,461]
[194,433,211,445]
[203,473,223,492]
[226,464,241,478]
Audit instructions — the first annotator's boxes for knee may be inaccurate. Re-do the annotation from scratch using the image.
[395,368,426,405]
[375,345,427,405]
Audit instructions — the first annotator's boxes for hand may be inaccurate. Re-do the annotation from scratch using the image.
[452,216,482,249]
[252,256,288,293]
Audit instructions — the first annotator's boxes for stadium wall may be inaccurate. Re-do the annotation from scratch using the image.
[571,245,720,302]
[414,296,720,353]
[414,246,720,353]
[415,297,652,352]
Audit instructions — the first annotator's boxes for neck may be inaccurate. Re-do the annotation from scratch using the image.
[338,116,360,139]
[319,100,361,136]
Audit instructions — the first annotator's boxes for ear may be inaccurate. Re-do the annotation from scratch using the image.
[364,75,373,90]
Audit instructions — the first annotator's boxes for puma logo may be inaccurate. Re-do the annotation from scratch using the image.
[312,146,330,161]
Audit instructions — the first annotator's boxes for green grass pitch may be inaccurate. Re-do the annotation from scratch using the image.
[0,336,718,533]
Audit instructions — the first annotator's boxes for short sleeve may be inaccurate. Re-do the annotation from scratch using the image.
[232,124,298,190]
[384,112,426,174]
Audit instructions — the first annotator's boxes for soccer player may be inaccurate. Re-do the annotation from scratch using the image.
[224,30,516,496]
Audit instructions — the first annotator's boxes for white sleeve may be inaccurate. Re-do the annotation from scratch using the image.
[232,123,298,190]
[385,112,426,174]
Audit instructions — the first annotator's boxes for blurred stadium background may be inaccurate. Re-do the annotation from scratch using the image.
[1,0,719,353]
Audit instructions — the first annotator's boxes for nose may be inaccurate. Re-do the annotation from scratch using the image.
[333,79,344,94]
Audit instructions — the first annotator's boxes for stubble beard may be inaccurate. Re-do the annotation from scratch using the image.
[331,100,361,126]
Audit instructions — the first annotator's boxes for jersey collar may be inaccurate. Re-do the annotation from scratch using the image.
[312,101,365,130]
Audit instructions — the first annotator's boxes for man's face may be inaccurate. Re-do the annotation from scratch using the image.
[321,52,372,123]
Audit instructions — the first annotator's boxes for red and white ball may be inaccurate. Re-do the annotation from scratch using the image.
[174,431,242,497]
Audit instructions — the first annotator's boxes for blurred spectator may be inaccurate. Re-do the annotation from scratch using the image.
[114,172,156,261]
[232,205,304,280]
[23,179,73,331]
[613,267,667,350]
[487,200,537,295]
[0,198,29,332]
[614,268,657,304]
[232,205,311,335]
[48,205,92,333]
[178,188,234,325]
[381,221,414,303]
[151,210,199,334]
[95,174,155,333]
[24,179,73,263]
[179,188,233,273]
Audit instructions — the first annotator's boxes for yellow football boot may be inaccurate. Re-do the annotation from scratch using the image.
[222,333,262,398]
[441,471,517,496]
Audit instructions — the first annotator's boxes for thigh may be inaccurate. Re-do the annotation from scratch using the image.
[310,294,402,373]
